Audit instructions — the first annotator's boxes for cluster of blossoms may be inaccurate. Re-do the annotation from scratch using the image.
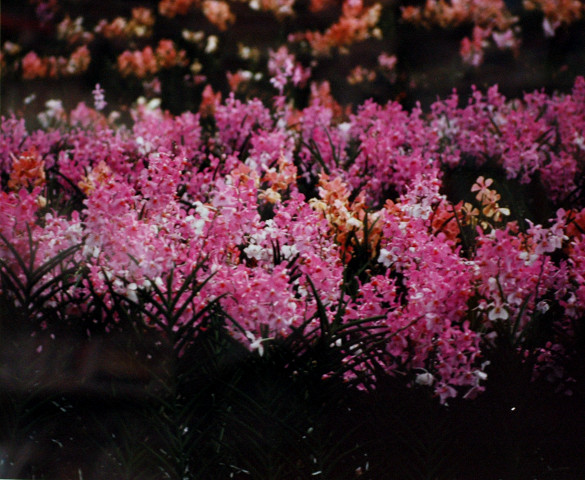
[94,7,156,40]
[159,0,236,30]
[288,0,383,56]
[20,46,90,80]
[401,0,520,66]
[57,15,95,45]
[1,75,585,402]
[524,0,585,36]
[399,0,585,66]
[117,39,188,78]
[430,80,585,204]
[30,0,59,24]
[400,0,513,29]
[158,0,201,18]
[267,46,311,95]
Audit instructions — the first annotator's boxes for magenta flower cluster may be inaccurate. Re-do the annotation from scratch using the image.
[1,77,584,404]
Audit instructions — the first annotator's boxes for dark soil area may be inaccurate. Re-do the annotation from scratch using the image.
[1,325,584,479]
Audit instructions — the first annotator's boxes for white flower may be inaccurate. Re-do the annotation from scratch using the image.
[487,276,499,291]
[280,244,298,260]
[542,17,559,38]
[378,247,397,267]
[205,35,218,53]
[574,132,585,151]
[506,292,523,306]
[246,331,265,356]
[244,243,269,261]
[488,301,509,321]
[536,301,550,314]
[415,372,435,386]
[126,283,138,303]
[184,214,206,236]
[346,217,362,229]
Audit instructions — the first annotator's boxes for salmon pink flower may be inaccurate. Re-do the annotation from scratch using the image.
[470,176,494,202]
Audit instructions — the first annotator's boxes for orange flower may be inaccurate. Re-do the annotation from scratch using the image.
[347,65,376,85]
[524,0,584,29]
[431,200,463,245]
[156,39,188,69]
[563,208,585,239]
[202,0,235,31]
[158,0,199,17]
[66,45,91,75]
[8,147,46,191]
[199,84,222,116]
[78,161,112,195]
[21,51,48,80]
[310,174,382,260]
[297,0,382,56]
[470,175,494,202]
[309,0,335,12]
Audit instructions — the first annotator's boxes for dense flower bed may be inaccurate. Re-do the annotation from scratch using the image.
[2,76,584,407]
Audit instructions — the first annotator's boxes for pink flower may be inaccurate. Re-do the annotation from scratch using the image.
[268,46,310,94]
[92,83,107,111]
